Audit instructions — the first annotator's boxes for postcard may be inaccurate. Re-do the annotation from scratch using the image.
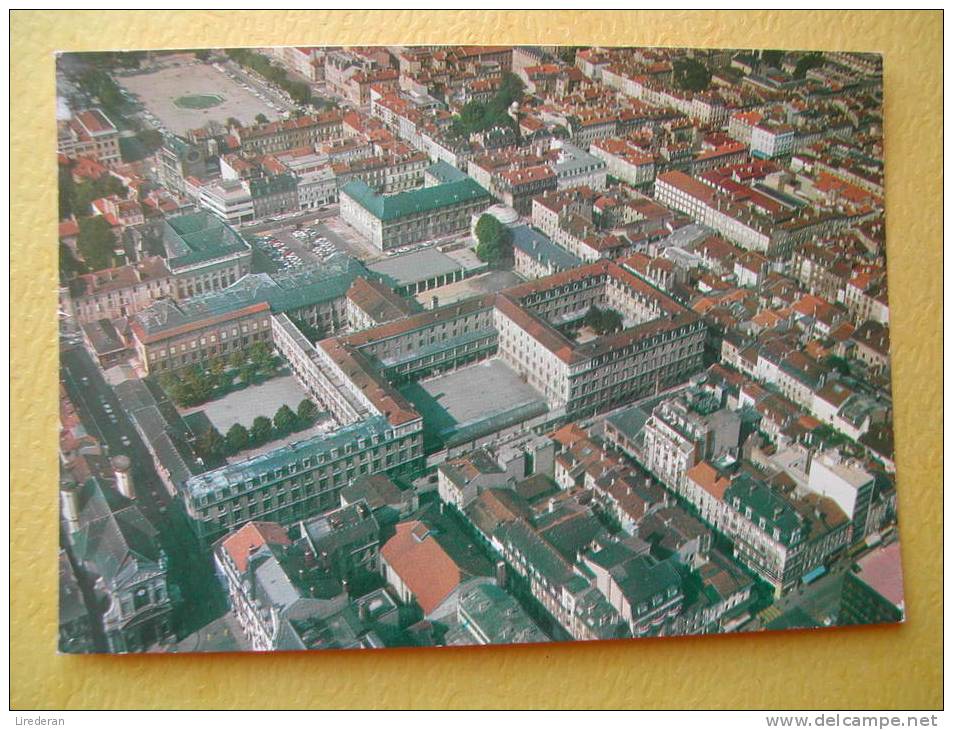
[56,44,900,654]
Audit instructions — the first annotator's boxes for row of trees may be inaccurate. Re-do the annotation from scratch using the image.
[159,343,278,408]
[449,72,525,139]
[224,48,313,106]
[193,399,320,461]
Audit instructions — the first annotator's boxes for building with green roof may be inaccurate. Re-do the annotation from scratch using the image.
[161,211,253,299]
[340,176,491,250]
[722,472,851,596]
[131,256,369,374]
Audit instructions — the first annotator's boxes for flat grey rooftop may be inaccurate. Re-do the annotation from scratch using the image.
[368,248,472,285]
[399,358,547,447]
[415,270,524,307]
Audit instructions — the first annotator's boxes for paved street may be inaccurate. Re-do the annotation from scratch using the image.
[60,344,229,639]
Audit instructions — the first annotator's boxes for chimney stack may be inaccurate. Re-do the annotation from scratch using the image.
[112,455,135,499]
[60,480,81,535]
[495,560,507,589]
[431,295,439,310]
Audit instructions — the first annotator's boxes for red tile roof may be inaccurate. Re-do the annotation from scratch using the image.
[687,462,731,501]
[217,521,291,574]
[381,521,462,615]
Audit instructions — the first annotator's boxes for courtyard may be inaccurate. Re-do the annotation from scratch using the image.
[117,61,278,135]
[178,374,337,463]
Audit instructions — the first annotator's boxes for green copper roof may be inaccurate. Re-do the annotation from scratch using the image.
[134,256,368,337]
[341,177,490,222]
[162,211,250,269]
[425,160,468,184]
[724,473,804,546]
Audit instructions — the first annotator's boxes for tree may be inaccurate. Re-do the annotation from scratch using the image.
[136,129,164,153]
[290,315,322,343]
[228,350,246,370]
[238,362,257,385]
[673,58,711,92]
[825,355,852,377]
[793,52,825,80]
[225,423,250,454]
[195,427,226,462]
[193,49,211,62]
[274,404,298,434]
[251,415,273,444]
[209,358,229,388]
[297,398,318,423]
[255,113,269,125]
[183,365,214,404]
[761,49,785,68]
[71,174,128,216]
[474,214,513,266]
[59,242,87,280]
[584,305,624,335]
[449,72,524,137]
[227,117,242,129]
[557,47,582,64]
[76,216,118,271]
[58,163,76,220]
[249,342,274,373]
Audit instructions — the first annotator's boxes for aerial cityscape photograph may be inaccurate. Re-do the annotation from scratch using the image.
[55,43,902,654]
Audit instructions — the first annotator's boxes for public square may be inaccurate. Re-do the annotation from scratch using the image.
[117,61,278,135]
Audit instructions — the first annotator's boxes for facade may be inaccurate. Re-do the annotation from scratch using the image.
[581,545,685,637]
[160,212,253,300]
[185,415,424,543]
[722,473,851,595]
[236,113,344,156]
[67,256,175,323]
[641,391,742,494]
[199,179,256,226]
[839,541,904,625]
[57,108,121,165]
[299,501,381,587]
[654,171,774,254]
[131,258,365,373]
[590,137,656,187]
[751,122,796,159]
[61,477,177,652]
[491,518,626,641]
[452,582,548,645]
[494,261,706,416]
[212,521,364,651]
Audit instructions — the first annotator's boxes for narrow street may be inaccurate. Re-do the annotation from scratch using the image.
[61,344,229,639]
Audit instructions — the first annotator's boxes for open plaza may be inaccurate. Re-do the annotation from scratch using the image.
[117,61,278,135]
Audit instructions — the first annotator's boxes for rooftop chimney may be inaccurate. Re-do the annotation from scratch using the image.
[495,560,507,589]
[60,480,81,535]
[112,455,134,499]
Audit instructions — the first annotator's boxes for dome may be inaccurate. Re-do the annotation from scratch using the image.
[483,204,520,227]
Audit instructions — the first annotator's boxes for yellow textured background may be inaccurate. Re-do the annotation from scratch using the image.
[11,10,942,710]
